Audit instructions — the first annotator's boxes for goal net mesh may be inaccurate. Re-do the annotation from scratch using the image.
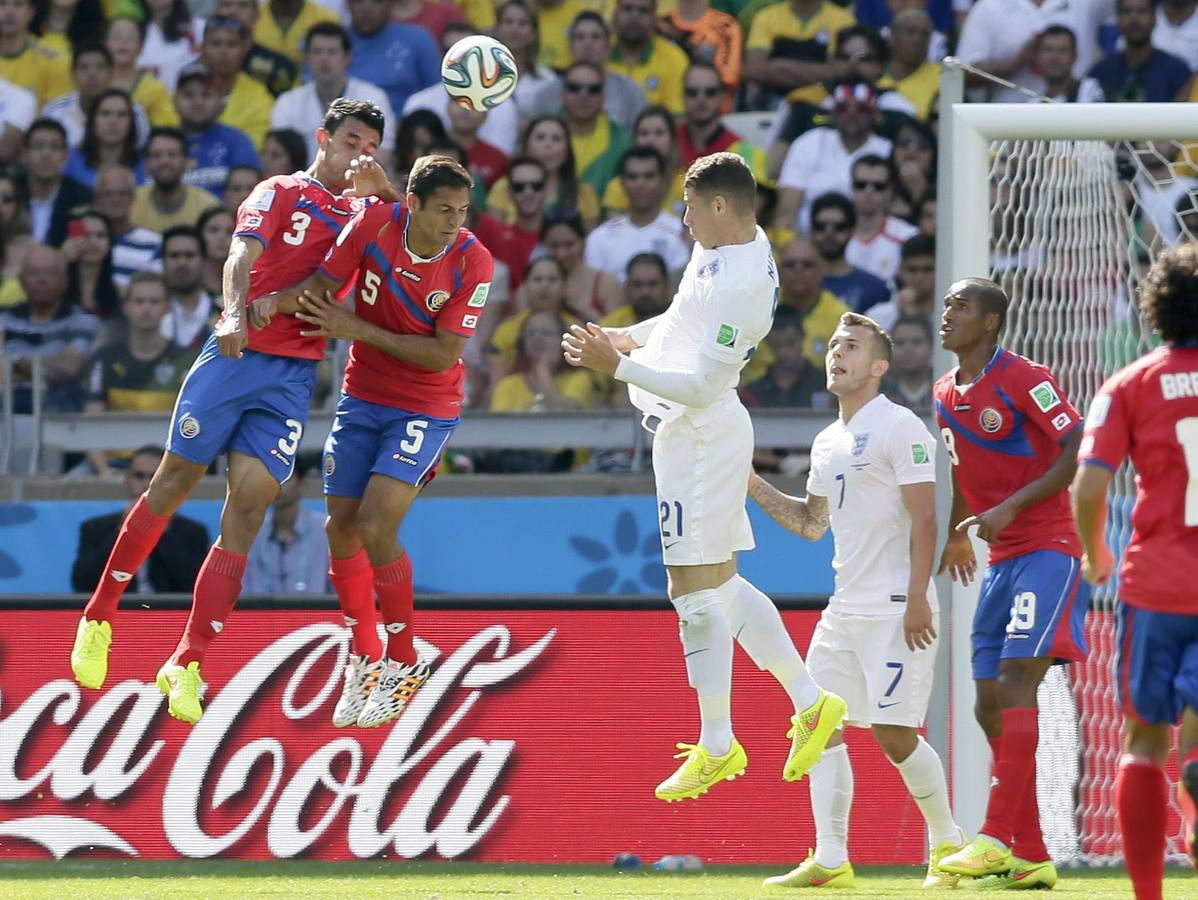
[987,135,1191,865]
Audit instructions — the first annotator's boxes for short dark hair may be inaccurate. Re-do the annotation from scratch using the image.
[683,61,722,85]
[72,43,113,69]
[204,14,251,39]
[264,128,308,172]
[306,21,352,54]
[851,153,895,187]
[540,208,585,240]
[891,314,933,343]
[950,276,1009,335]
[569,10,609,37]
[564,60,605,82]
[838,311,893,361]
[26,117,68,145]
[811,192,856,230]
[772,305,806,335]
[147,126,187,153]
[132,444,165,461]
[1140,243,1198,345]
[323,98,385,142]
[1039,24,1077,51]
[508,155,547,179]
[626,251,667,280]
[407,154,473,202]
[835,24,888,65]
[125,270,168,297]
[901,233,935,260]
[683,152,756,212]
[162,224,203,252]
[620,145,666,177]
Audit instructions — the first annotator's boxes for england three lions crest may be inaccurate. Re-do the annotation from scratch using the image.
[426,290,450,312]
[852,433,870,457]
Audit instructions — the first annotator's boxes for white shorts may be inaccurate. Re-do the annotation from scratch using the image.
[807,609,939,729]
[651,400,755,566]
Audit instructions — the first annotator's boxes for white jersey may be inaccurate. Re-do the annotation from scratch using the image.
[807,394,938,614]
[629,226,778,420]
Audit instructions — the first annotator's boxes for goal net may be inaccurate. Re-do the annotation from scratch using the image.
[985,132,1191,865]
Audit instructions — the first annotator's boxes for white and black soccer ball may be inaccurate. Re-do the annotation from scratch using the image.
[441,35,519,113]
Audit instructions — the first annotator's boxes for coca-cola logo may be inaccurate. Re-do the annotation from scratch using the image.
[0,623,554,860]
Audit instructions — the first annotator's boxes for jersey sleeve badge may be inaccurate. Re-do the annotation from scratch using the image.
[1028,380,1061,413]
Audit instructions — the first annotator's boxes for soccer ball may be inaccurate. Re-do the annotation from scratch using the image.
[441,36,519,113]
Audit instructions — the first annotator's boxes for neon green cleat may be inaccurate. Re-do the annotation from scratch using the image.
[938,835,1013,878]
[156,661,204,724]
[763,851,855,888]
[70,617,112,690]
[783,689,848,782]
[654,739,747,802]
[960,857,1058,891]
[923,828,970,888]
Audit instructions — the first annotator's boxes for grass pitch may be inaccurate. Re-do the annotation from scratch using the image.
[0,861,1191,899]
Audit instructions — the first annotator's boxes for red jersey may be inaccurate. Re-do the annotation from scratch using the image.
[934,348,1084,564]
[1079,345,1198,613]
[473,213,538,287]
[319,203,494,417]
[230,173,365,361]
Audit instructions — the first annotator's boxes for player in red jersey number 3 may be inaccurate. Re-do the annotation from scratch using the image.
[254,156,493,729]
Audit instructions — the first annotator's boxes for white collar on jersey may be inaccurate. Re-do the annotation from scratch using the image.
[293,171,332,195]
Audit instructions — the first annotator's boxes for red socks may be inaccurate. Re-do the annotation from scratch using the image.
[981,708,1039,845]
[330,549,383,661]
[375,554,416,665]
[171,546,246,668]
[83,495,169,622]
[1116,755,1167,900]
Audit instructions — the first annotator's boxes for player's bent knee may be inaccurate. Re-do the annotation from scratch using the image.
[872,725,918,762]
[145,453,206,513]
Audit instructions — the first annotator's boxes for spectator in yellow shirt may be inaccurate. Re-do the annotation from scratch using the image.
[877,9,940,122]
[602,104,684,219]
[106,17,179,128]
[534,0,592,71]
[253,0,338,66]
[215,0,300,96]
[486,256,581,382]
[561,62,631,200]
[609,0,688,113]
[490,308,597,412]
[486,114,601,227]
[743,0,855,109]
[0,0,74,106]
[202,16,273,148]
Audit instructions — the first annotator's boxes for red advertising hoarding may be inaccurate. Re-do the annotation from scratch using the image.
[0,607,925,864]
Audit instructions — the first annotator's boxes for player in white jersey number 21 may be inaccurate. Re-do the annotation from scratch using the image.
[750,312,967,889]
[563,152,846,804]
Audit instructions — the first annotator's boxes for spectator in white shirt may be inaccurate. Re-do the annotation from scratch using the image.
[584,147,690,281]
[1154,0,1198,70]
[0,75,35,166]
[92,164,162,289]
[864,233,936,332]
[846,154,918,283]
[42,44,151,150]
[137,0,205,91]
[271,22,396,171]
[774,80,893,235]
[1036,24,1107,103]
[493,0,560,124]
[159,225,215,349]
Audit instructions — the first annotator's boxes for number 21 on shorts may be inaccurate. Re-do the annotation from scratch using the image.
[660,500,684,539]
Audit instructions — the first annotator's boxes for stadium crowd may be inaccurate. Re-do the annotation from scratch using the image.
[1,0,1196,474]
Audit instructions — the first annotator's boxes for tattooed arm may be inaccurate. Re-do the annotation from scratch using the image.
[748,471,829,541]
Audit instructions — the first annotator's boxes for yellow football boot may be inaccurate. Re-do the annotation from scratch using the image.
[654,739,747,802]
[783,689,848,782]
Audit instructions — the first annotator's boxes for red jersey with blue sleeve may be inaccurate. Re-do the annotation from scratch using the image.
[934,348,1084,564]
[319,203,494,418]
[1079,345,1198,613]
[227,173,366,361]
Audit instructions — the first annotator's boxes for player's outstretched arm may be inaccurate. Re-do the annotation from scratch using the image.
[899,481,938,650]
[215,236,265,357]
[249,270,344,330]
[958,428,1084,542]
[938,467,977,585]
[1071,463,1116,585]
[748,471,829,541]
[294,290,466,371]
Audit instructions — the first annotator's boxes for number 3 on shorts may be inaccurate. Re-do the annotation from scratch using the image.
[277,418,303,456]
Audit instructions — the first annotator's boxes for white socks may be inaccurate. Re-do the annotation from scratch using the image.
[810,742,853,868]
[725,575,820,709]
[894,737,960,848]
[671,585,734,755]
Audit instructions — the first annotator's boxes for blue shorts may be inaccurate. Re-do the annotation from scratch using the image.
[165,334,317,484]
[1117,605,1198,726]
[971,549,1090,680]
[322,392,458,498]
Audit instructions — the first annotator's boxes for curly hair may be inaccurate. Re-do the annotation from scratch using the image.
[1139,243,1198,345]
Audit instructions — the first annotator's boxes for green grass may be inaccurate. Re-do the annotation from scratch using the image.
[0,861,1193,899]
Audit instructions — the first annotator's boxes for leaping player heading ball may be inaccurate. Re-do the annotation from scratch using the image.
[252,155,494,729]
[1073,244,1198,900]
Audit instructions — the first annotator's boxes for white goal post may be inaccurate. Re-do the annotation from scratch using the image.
[936,65,1198,862]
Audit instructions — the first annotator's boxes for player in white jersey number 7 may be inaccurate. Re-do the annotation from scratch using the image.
[563,151,846,803]
[749,313,966,889]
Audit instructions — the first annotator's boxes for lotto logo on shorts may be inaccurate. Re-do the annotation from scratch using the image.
[178,414,201,439]
[1029,380,1061,412]
[393,453,418,466]
[716,323,738,347]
